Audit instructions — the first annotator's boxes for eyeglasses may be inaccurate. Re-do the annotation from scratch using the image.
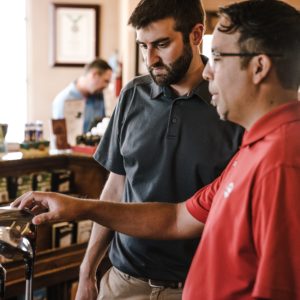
[207,50,283,69]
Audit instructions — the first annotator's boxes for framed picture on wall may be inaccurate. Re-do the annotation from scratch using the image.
[50,4,100,67]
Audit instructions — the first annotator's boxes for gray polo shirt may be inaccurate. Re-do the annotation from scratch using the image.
[94,73,243,281]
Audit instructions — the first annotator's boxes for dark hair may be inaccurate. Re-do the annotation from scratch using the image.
[218,0,300,89]
[128,0,205,42]
[84,58,112,75]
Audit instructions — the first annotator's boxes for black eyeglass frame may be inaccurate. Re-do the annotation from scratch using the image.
[211,51,283,58]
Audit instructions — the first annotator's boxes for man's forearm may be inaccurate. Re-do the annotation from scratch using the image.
[81,200,181,240]
[79,223,113,276]
[79,172,125,275]
[12,175,202,240]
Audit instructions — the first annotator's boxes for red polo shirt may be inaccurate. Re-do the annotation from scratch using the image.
[185,101,300,300]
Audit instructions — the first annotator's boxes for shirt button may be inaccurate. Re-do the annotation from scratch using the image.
[172,117,177,124]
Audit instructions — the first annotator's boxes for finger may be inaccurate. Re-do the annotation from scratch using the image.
[10,199,20,208]
[17,191,49,211]
[11,191,32,207]
[11,191,41,209]
[32,211,57,225]
[20,197,38,211]
[31,205,48,215]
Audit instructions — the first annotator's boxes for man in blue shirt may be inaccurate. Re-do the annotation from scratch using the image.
[52,58,112,133]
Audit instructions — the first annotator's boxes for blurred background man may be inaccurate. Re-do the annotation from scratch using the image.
[52,58,112,134]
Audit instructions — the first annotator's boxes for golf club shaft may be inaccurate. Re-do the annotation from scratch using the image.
[25,278,32,300]
[25,257,34,300]
[0,264,6,300]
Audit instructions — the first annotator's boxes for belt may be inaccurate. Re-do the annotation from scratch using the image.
[139,277,184,289]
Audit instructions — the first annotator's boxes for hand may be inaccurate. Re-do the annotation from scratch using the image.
[75,274,98,300]
[11,191,83,225]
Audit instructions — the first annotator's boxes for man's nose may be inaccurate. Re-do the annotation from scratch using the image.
[145,48,159,67]
[202,62,213,81]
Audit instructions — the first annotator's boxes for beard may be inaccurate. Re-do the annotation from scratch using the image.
[148,42,193,86]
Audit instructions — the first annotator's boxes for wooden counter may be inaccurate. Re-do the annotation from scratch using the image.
[0,152,108,299]
[0,151,108,199]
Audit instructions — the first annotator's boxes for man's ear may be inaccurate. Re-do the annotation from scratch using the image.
[190,23,204,45]
[252,55,272,84]
[90,69,100,79]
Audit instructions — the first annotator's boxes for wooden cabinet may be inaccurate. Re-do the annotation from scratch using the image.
[0,153,107,199]
[0,153,108,299]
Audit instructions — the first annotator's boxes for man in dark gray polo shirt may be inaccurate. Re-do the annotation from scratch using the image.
[76,0,243,299]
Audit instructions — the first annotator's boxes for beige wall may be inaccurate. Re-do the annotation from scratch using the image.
[119,0,140,85]
[27,0,300,140]
[27,0,119,139]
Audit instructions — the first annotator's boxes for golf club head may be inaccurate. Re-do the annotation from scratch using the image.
[0,207,36,260]
[0,206,34,226]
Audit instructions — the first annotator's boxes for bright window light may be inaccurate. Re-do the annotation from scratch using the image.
[202,34,213,60]
[0,1,27,143]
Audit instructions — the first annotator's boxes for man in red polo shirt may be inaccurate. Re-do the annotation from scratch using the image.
[182,0,300,299]
[13,0,300,299]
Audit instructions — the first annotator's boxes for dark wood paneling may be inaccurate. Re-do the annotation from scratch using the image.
[0,153,108,299]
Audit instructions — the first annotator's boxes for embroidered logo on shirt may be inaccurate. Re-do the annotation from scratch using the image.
[224,182,234,198]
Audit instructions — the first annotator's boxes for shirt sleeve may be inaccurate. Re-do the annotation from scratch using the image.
[186,174,223,223]
[252,166,300,299]
[52,94,67,119]
[93,89,129,175]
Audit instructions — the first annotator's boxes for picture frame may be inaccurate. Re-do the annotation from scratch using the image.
[50,4,100,67]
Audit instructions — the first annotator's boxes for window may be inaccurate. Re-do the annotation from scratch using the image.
[202,34,213,60]
[0,1,27,142]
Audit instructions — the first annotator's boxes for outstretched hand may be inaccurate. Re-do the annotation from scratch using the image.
[11,191,85,225]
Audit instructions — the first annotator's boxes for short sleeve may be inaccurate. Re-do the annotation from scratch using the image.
[93,90,129,175]
[186,175,223,223]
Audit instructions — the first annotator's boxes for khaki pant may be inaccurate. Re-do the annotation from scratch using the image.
[98,267,183,300]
